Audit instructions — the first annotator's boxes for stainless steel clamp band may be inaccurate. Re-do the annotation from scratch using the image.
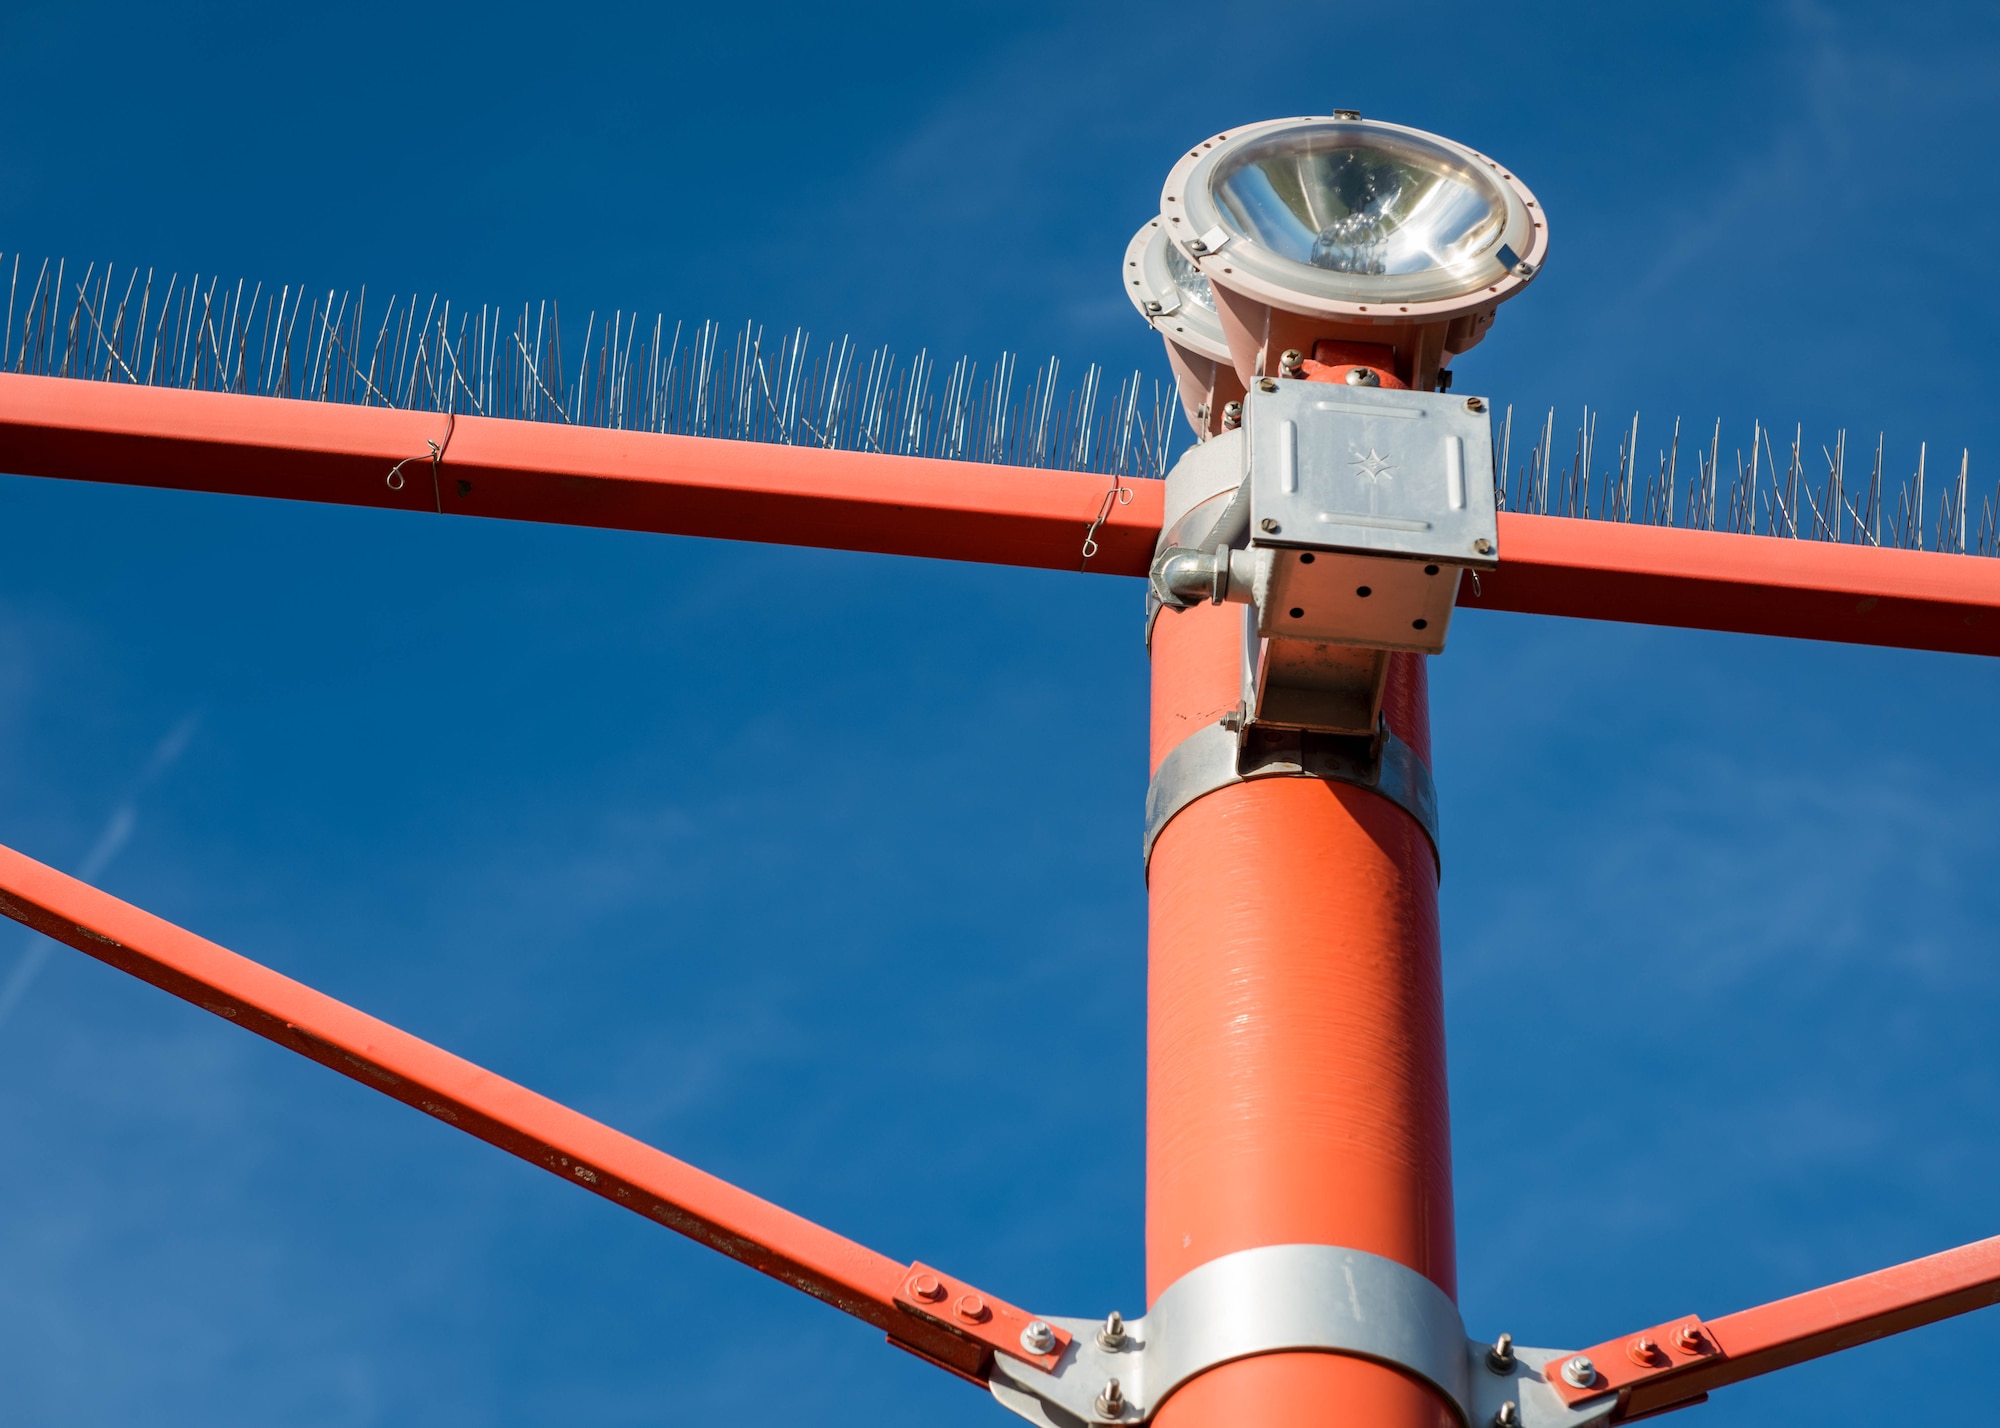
[1143,719,1440,874]
[986,1244,1614,1428]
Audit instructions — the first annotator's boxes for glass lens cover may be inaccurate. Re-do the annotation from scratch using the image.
[1162,239,1217,312]
[1211,128,1506,277]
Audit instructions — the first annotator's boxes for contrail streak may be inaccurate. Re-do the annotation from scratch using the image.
[0,711,201,1030]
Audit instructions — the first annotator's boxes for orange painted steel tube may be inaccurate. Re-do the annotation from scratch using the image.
[1147,601,1456,1428]
[0,839,1016,1382]
[1470,511,2000,657]
[1555,1232,2000,1420]
[6,374,2000,656]
[0,373,1164,576]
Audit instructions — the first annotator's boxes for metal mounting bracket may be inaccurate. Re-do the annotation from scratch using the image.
[1143,717,1439,874]
[984,1244,1614,1428]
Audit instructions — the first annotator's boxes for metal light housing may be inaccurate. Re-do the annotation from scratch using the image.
[1158,115,1548,394]
[1124,219,1248,438]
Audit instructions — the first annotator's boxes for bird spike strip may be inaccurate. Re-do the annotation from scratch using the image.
[0,255,1182,482]
[1494,406,1998,560]
[7,253,1996,562]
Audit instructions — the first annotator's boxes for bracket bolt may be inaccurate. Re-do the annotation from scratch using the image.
[1278,348,1304,375]
[1260,517,1281,534]
[1020,1320,1057,1356]
[1672,1321,1706,1354]
[1560,1355,1598,1389]
[1486,1332,1515,1374]
[1493,1403,1521,1428]
[1473,537,1495,555]
[1098,1311,1129,1351]
[1221,401,1242,430]
[1258,377,1278,393]
[1096,1377,1126,1418]
[955,1292,990,1324]
[1464,396,1487,413]
[1143,300,1163,315]
[910,1272,945,1303]
[1344,367,1380,387]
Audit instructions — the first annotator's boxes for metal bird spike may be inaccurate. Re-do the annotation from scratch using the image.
[1491,402,1994,558]
[1,255,1181,483]
[6,254,1996,557]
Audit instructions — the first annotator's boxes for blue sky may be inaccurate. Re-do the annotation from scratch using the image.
[3,3,1999,1425]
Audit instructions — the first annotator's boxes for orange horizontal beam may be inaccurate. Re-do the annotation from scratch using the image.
[3,374,1996,656]
[1476,512,2000,658]
[0,372,1163,575]
[0,837,1014,1382]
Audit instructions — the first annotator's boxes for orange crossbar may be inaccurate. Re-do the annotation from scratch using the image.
[0,838,1018,1384]
[0,372,1163,575]
[2,373,1997,656]
[1469,513,2000,658]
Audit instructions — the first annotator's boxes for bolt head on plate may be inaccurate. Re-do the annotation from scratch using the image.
[909,1272,945,1303]
[1628,1334,1667,1367]
[1096,1377,1126,1418]
[1020,1320,1057,1356]
[1672,1321,1706,1354]
[954,1292,990,1324]
[1344,367,1381,387]
[1561,1355,1598,1389]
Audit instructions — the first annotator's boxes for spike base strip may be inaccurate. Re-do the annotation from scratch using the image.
[0,838,1004,1383]
[0,374,1163,577]
[1476,512,2000,658]
[1546,1235,2000,1421]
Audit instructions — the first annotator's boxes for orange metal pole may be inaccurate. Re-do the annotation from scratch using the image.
[1147,602,1456,1428]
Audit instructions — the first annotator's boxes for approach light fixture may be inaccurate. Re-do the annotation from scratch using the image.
[1124,219,1248,439]
[1138,113,1542,741]
[1139,113,1547,420]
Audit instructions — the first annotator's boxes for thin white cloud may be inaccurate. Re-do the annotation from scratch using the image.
[0,710,202,1030]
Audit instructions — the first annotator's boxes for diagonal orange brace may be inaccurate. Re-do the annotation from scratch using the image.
[0,838,1043,1386]
[1545,1234,2000,1421]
